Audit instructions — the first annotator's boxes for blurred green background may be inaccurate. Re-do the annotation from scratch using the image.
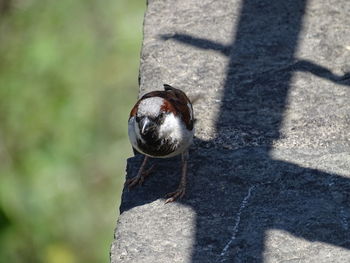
[0,0,145,262]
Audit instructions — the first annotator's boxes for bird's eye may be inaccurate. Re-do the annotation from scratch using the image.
[135,116,141,122]
[157,112,165,123]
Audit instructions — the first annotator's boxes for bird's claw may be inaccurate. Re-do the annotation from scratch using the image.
[125,176,143,189]
[164,187,186,204]
[125,164,155,189]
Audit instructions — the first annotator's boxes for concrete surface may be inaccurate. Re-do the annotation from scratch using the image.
[111,0,350,262]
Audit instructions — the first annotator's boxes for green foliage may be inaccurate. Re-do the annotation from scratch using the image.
[0,0,144,262]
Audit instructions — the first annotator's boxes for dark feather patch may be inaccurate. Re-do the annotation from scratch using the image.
[137,138,176,157]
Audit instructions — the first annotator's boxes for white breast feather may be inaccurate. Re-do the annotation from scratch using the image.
[158,113,193,157]
[128,116,138,146]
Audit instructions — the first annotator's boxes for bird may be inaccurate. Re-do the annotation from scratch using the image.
[127,84,194,203]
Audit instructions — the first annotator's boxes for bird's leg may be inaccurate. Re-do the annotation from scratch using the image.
[126,155,155,189]
[165,150,189,203]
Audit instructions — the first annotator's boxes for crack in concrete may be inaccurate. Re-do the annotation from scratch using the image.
[217,184,258,262]
[328,176,349,231]
[340,208,349,231]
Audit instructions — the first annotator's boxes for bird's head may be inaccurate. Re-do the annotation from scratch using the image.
[133,96,170,143]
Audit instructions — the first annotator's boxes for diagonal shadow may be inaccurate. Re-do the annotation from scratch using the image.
[119,0,350,262]
[161,34,350,86]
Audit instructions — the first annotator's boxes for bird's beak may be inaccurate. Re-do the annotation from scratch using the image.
[139,117,156,136]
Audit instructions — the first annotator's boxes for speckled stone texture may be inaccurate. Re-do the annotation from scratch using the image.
[111,0,350,262]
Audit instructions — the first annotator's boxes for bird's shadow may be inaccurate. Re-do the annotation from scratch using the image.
[120,0,350,262]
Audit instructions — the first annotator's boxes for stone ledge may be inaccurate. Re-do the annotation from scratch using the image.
[111,0,350,262]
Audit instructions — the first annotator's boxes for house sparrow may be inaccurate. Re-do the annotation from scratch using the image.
[127,84,194,203]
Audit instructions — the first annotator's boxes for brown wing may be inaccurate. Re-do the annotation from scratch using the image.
[129,101,139,119]
[162,84,194,130]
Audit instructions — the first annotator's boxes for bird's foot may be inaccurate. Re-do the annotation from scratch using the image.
[126,164,155,189]
[165,186,186,204]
